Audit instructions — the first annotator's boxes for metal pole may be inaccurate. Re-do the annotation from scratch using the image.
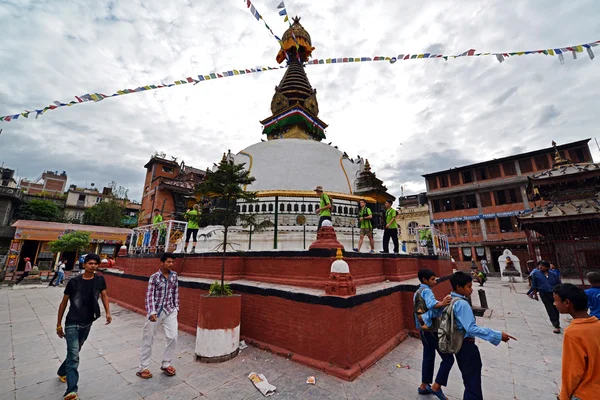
[165,220,171,253]
[249,224,252,250]
[351,226,354,249]
[274,196,279,249]
[303,224,306,249]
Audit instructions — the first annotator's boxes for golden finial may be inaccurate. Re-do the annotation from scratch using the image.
[551,140,570,166]
[336,248,343,259]
[221,152,227,162]
[364,159,371,172]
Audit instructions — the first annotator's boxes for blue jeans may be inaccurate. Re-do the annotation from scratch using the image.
[55,271,65,286]
[57,323,92,396]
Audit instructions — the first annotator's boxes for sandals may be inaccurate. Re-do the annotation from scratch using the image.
[160,366,177,376]
[418,385,432,395]
[64,393,79,400]
[136,369,153,379]
[59,375,67,383]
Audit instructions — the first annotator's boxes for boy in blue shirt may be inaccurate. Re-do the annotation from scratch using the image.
[531,260,562,333]
[449,271,516,400]
[414,269,453,400]
[586,271,600,319]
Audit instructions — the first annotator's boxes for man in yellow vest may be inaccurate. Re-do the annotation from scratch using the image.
[382,200,399,253]
[314,186,332,229]
[354,199,374,253]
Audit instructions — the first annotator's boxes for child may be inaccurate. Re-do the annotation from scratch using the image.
[586,271,600,319]
[414,269,453,399]
[449,271,516,400]
[552,283,600,400]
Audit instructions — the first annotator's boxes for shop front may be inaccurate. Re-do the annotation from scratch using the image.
[3,220,131,280]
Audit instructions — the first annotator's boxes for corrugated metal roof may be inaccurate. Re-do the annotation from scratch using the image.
[12,220,131,234]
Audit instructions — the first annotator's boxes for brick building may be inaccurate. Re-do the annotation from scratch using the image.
[20,171,67,195]
[423,139,593,272]
[139,156,206,226]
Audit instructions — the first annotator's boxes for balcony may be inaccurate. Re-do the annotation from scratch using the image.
[0,186,23,201]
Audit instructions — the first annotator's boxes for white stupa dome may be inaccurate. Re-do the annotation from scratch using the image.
[233,139,360,194]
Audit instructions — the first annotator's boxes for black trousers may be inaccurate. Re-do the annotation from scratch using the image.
[455,339,483,400]
[539,291,560,328]
[185,228,199,244]
[318,216,331,229]
[15,271,29,284]
[382,228,399,253]
[420,331,454,386]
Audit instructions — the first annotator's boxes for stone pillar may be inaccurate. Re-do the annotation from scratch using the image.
[325,249,356,296]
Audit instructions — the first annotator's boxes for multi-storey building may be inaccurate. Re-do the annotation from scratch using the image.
[423,139,593,272]
[64,186,113,223]
[396,193,430,253]
[20,171,67,195]
[0,167,21,256]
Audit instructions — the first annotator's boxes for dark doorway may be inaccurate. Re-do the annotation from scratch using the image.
[18,240,40,271]
[61,251,77,271]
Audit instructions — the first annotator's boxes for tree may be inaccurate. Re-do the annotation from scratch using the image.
[49,231,91,254]
[196,157,256,295]
[107,181,129,200]
[83,200,125,227]
[18,199,63,222]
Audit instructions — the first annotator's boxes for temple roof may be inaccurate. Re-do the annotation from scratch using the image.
[528,162,600,181]
[518,198,600,222]
[274,59,315,110]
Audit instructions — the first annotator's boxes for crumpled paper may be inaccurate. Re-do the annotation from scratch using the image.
[248,372,276,396]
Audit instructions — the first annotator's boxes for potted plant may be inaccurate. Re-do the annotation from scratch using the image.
[194,154,256,362]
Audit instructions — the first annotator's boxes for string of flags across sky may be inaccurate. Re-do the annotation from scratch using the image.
[1,0,598,123]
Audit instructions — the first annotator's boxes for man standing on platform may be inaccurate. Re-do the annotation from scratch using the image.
[314,186,332,229]
[354,199,374,253]
[15,257,32,284]
[531,260,562,333]
[382,200,399,253]
[137,252,179,380]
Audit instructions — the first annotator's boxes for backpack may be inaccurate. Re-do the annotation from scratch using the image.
[438,297,465,354]
[413,288,439,331]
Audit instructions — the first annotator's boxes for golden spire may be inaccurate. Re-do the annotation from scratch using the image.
[551,140,571,166]
[364,159,371,172]
[336,248,343,259]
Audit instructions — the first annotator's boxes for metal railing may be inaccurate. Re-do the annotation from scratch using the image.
[129,220,188,254]
[416,227,450,258]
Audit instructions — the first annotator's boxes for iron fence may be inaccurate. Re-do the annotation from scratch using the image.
[416,227,450,259]
[129,220,188,254]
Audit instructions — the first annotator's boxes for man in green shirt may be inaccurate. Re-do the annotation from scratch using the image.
[314,186,332,229]
[353,199,374,253]
[153,209,163,225]
[184,204,200,254]
[382,200,399,253]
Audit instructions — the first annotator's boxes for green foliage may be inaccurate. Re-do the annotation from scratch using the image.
[208,281,233,296]
[83,200,125,227]
[18,199,63,222]
[49,231,91,253]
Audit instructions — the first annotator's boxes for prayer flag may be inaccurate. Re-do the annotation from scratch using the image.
[186,77,194,83]
[21,112,29,118]
[548,49,555,56]
[247,0,251,7]
[210,73,217,79]
[277,1,285,8]
[279,9,287,16]
[217,73,223,78]
[284,15,288,22]
[233,70,239,75]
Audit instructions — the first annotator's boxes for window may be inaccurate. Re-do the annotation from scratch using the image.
[280,203,285,212]
[495,190,507,205]
[450,173,460,186]
[498,217,515,232]
[261,204,267,212]
[507,188,522,204]
[408,221,419,236]
[465,194,477,209]
[534,155,550,170]
[294,204,299,212]
[439,175,449,188]
[462,170,473,183]
[485,219,498,234]
[78,194,86,201]
[502,162,516,176]
[286,204,292,212]
[301,204,306,212]
[308,204,313,212]
[574,148,586,163]
[480,192,493,207]
[453,196,465,210]
[248,205,254,213]
[268,204,274,212]
[519,158,534,173]
[344,206,348,214]
[242,205,247,212]
[476,168,488,181]
[446,223,456,237]
[95,197,102,204]
[162,166,174,174]
[462,247,473,262]
[428,177,439,190]
[432,199,443,213]
[488,164,501,179]
[236,206,241,212]
[470,221,481,236]
[458,222,468,237]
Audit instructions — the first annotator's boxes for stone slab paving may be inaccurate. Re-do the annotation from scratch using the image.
[0,278,568,399]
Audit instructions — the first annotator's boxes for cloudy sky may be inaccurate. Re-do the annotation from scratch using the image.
[1,0,599,202]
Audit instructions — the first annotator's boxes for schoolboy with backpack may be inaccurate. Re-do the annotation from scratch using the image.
[437,271,517,400]
[413,269,454,400]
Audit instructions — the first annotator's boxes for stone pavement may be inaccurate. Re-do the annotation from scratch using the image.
[0,278,568,400]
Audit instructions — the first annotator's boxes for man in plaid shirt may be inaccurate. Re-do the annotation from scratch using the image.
[137,252,179,379]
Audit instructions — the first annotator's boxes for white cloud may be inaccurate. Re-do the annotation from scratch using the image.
[1,0,599,201]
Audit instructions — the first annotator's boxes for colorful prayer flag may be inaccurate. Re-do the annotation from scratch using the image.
[277,1,285,8]
[279,9,287,16]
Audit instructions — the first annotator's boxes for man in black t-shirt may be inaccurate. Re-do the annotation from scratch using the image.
[56,254,112,400]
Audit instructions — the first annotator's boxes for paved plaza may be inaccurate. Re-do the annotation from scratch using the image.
[0,278,568,400]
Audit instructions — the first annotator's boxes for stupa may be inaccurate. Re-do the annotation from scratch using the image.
[197,17,395,251]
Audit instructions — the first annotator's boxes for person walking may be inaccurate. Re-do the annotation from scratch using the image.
[353,199,374,253]
[382,200,399,253]
[137,252,179,380]
[184,204,200,253]
[314,186,332,229]
[54,258,66,286]
[585,271,600,319]
[15,257,32,284]
[531,260,562,333]
[56,254,111,400]
[480,259,490,275]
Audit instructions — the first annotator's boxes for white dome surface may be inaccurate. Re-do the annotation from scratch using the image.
[234,139,359,194]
